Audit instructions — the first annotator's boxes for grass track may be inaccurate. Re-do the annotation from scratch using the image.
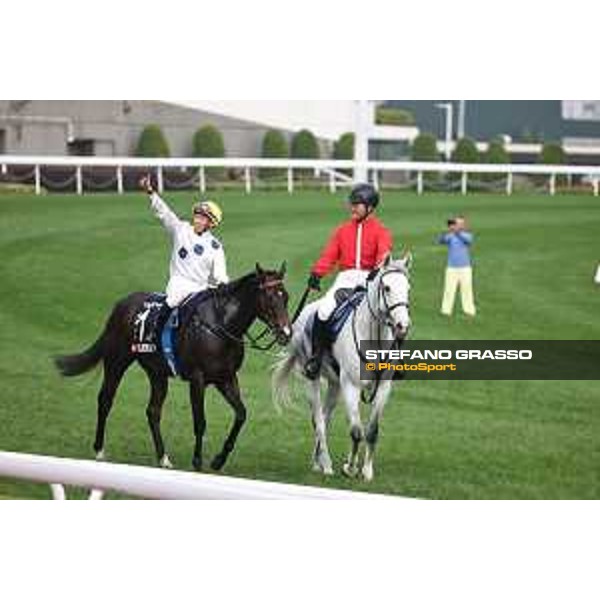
[0,190,598,499]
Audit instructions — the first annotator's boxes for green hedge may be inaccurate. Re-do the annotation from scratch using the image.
[410,133,439,181]
[193,124,226,180]
[539,142,567,185]
[291,129,319,178]
[333,132,355,160]
[136,125,170,157]
[375,106,415,126]
[539,142,565,165]
[483,138,510,182]
[260,129,289,179]
[452,137,479,163]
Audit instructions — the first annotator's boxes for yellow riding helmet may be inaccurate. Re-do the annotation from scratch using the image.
[193,200,223,227]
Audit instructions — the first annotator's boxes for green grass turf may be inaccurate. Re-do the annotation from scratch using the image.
[0,189,598,499]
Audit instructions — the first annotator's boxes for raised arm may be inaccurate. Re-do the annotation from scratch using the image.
[455,231,473,245]
[140,175,181,235]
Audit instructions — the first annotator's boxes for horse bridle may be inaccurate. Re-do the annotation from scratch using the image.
[207,277,289,352]
[351,267,410,405]
[365,268,411,331]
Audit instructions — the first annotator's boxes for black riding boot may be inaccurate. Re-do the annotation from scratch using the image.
[304,315,330,380]
[149,303,172,344]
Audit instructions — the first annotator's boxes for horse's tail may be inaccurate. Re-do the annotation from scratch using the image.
[271,350,300,411]
[54,329,106,377]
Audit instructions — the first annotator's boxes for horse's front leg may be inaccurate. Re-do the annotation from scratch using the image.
[362,380,392,482]
[340,373,363,478]
[189,370,207,471]
[211,375,247,471]
[306,379,333,475]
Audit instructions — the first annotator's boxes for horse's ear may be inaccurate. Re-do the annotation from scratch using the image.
[255,262,264,275]
[383,254,392,267]
[401,249,413,269]
[279,261,287,278]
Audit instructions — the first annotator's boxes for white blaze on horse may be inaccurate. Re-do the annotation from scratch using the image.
[273,253,412,481]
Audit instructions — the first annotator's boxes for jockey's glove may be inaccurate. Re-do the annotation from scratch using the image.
[307,273,321,291]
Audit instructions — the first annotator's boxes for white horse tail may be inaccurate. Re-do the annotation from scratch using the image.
[271,350,299,412]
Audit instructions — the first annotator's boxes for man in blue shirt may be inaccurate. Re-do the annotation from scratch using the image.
[438,216,476,316]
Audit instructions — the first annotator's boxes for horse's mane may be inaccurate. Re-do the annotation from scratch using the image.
[221,271,258,295]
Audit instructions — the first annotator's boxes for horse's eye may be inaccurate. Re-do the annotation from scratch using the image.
[384,285,391,293]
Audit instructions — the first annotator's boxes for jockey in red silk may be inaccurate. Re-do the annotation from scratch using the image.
[304,183,393,379]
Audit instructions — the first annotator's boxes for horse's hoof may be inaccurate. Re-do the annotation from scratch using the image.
[210,454,226,471]
[362,465,374,482]
[192,458,203,472]
[323,466,334,476]
[159,454,173,469]
[342,462,358,478]
[95,450,105,462]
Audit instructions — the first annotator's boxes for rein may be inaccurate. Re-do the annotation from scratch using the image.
[197,278,288,353]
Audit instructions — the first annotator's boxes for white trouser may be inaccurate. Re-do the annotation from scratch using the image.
[166,276,207,308]
[441,267,476,316]
[317,269,369,321]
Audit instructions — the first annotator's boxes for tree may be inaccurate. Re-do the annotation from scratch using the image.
[136,125,170,157]
[260,129,289,180]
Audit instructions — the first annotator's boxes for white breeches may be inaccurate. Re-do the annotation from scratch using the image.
[317,269,369,321]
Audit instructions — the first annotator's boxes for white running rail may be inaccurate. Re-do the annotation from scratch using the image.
[0,451,407,500]
[1,155,599,196]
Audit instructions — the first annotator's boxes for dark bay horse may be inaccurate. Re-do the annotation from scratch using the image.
[55,264,291,471]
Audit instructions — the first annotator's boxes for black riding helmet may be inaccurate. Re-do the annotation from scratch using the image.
[348,183,379,209]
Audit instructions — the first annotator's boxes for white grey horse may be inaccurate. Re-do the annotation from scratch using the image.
[272,254,411,481]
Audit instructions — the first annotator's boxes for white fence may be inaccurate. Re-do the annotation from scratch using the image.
[0,451,406,500]
[1,155,600,196]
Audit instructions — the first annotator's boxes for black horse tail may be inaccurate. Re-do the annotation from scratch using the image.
[54,329,106,377]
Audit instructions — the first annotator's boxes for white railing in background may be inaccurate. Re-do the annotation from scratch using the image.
[0,451,405,500]
[1,155,599,196]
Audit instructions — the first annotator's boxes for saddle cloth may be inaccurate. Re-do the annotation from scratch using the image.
[305,286,366,344]
[131,289,213,377]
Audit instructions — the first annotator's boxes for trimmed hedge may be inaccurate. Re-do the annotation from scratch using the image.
[333,132,355,160]
[192,124,226,180]
[539,142,567,185]
[291,129,319,178]
[136,125,170,157]
[375,106,415,126]
[483,138,510,182]
[410,133,439,162]
[291,129,319,159]
[452,137,479,164]
[539,142,565,165]
[260,129,289,179]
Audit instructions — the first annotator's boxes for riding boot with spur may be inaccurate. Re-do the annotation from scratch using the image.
[304,315,330,380]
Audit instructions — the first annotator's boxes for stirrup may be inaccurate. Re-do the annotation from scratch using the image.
[304,355,322,380]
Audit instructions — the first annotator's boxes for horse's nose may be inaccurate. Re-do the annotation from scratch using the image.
[395,322,409,339]
[277,324,292,344]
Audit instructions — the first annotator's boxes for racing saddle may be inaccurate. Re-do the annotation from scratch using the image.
[131,290,212,376]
